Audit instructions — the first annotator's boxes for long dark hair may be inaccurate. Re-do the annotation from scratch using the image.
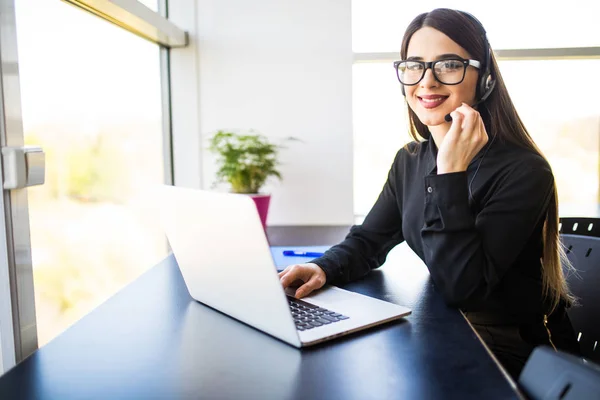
[400,8,574,312]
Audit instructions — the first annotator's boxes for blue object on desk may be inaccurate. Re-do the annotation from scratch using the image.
[271,246,330,271]
[282,250,325,257]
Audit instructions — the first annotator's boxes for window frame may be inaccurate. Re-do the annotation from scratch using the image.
[353,47,600,63]
[61,0,188,47]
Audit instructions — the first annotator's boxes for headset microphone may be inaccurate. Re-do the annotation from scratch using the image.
[444,98,484,122]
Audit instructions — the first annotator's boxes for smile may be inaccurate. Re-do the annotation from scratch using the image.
[418,96,448,109]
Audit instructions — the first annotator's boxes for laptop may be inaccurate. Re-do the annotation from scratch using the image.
[156,185,411,347]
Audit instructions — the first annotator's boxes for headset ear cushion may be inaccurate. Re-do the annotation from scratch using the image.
[477,72,487,100]
[479,74,495,102]
[485,74,493,91]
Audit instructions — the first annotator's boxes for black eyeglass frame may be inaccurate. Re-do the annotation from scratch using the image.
[393,58,481,86]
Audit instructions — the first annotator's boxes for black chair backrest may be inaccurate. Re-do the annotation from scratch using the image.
[559,217,600,362]
[519,345,600,400]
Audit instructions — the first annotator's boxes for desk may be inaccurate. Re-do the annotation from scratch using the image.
[0,233,521,399]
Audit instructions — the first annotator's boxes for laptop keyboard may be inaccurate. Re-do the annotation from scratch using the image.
[287,296,349,331]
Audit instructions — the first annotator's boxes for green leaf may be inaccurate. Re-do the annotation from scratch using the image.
[207,130,300,193]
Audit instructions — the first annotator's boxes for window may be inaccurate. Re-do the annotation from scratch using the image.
[352,63,410,216]
[500,59,600,217]
[16,0,168,346]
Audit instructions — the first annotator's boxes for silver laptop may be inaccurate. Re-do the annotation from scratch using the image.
[156,185,411,347]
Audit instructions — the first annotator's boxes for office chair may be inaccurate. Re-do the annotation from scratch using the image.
[559,217,600,363]
[518,346,600,400]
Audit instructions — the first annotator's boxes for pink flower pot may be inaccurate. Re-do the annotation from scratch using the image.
[248,194,271,231]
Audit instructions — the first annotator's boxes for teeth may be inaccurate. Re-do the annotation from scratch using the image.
[421,97,445,103]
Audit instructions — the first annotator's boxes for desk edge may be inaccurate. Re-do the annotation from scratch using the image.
[460,310,525,399]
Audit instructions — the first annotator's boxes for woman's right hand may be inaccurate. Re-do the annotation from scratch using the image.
[278,263,326,299]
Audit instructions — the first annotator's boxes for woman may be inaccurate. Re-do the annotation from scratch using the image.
[278,8,579,378]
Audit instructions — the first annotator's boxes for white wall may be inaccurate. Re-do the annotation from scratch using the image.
[171,0,354,226]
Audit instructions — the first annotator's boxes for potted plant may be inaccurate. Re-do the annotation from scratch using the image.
[207,130,297,230]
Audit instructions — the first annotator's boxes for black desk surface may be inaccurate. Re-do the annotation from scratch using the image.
[0,230,521,399]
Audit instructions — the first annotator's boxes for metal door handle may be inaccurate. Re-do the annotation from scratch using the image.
[1,146,45,190]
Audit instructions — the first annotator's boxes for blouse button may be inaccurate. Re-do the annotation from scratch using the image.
[427,186,433,193]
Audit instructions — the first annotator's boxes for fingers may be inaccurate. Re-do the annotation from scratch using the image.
[295,273,326,299]
[277,267,289,279]
[463,106,487,147]
[452,103,476,133]
[278,264,301,281]
[452,103,487,144]
[437,103,488,174]
[448,110,464,136]
[279,264,312,288]
[279,264,326,298]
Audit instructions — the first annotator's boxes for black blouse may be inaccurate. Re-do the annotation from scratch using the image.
[312,137,558,322]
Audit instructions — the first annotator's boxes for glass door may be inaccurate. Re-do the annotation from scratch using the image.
[15,0,170,347]
[1,0,186,371]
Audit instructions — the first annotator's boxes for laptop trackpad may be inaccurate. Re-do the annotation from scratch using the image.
[284,285,346,306]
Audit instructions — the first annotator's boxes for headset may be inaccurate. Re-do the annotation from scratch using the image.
[400,10,496,107]
[466,11,496,106]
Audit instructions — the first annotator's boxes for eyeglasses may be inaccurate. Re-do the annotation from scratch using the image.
[393,58,481,86]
